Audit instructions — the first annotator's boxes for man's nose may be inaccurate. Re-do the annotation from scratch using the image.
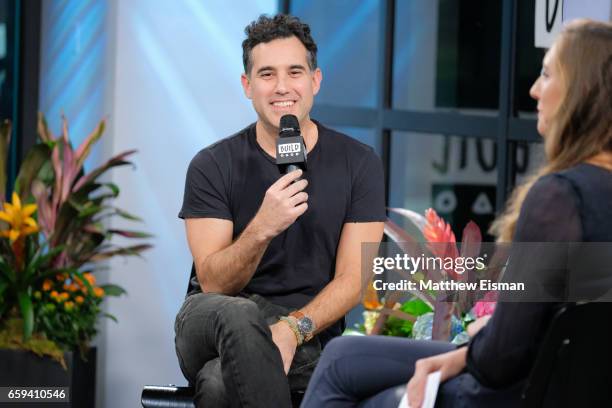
[275,74,289,94]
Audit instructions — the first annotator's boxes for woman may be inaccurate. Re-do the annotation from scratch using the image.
[301,19,612,408]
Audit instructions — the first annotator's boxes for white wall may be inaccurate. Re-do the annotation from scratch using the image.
[40,1,277,407]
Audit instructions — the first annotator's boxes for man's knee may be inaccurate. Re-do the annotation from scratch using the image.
[215,296,265,330]
[178,294,268,339]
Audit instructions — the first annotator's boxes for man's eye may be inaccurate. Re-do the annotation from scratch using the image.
[290,71,302,76]
[261,72,273,78]
[540,68,549,78]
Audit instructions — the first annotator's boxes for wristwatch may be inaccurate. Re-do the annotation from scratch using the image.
[289,311,316,342]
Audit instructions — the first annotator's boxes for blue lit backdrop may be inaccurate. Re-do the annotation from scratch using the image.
[39,1,277,407]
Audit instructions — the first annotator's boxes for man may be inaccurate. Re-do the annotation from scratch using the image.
[175,14,385,407]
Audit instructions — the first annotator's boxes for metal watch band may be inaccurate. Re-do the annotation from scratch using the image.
[289,311,316,342]
[279,316,304,345]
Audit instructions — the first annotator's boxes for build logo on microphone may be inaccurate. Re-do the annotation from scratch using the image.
[278,142,302,157]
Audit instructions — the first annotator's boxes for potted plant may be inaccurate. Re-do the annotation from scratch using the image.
[358,207,500,344]
[0,115,151,406]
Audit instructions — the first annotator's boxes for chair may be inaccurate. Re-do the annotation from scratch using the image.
[520,302,612,407]
[141,265,306,407]
[141,385,195,408]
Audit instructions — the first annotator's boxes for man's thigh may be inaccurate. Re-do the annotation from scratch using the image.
[174,292,265,382]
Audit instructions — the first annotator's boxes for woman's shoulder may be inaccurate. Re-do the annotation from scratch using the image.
[526,172,577,205]
[529,163,612,202]
[516,172,583,242]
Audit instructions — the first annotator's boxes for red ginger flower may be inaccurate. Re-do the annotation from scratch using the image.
[423,209,460,278]
[423,209,458,257]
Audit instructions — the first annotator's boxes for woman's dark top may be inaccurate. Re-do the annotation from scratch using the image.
[466,163,612,388]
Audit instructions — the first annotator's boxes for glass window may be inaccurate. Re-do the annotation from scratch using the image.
[334,126,381,157]
[291,0,380,108]
[514,140,545,185]
[0,0,16,122]
[393,0,502,114]
[389,132,498,240]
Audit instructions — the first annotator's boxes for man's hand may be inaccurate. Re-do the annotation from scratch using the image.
[270,321,298,374]
[250,170,308,240]
[406,348,467,408]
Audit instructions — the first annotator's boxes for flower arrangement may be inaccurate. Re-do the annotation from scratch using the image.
[358,208,497,344]
[0,115,151,365]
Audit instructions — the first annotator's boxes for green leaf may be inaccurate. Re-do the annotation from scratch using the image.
[102,312,118,323]
[113,208,142,222]
[23,245,64,281]
[0,256,16,283]
[78,204,103,218]
[400,298,433,317]
[72,150,136,193]
[18,291,34,340]
[90,244,152,261]
[0,120,11,201]
[74,120,105,169]
[14,143,52,200]
[37,113,55,143]
[96,182,119,198]
[108,229,154,239]
[100,284,126,297]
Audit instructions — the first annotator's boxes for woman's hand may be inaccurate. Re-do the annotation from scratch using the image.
[467,315,492,338]
[406,347,467,408]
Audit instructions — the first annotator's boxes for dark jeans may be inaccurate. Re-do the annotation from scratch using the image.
[300,336,523,408]
[174,292,321,408]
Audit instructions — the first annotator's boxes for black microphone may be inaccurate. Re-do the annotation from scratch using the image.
[276,114,307,175]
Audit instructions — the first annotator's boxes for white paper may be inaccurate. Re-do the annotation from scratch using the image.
[397,370,441,408]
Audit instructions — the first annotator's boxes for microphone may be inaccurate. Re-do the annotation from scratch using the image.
[276,114,307,175]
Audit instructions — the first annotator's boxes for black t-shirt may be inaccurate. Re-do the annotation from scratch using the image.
[179,120,386,339]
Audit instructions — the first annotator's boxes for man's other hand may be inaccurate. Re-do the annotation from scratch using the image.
[270,321,298,374]
[251,169,308,240]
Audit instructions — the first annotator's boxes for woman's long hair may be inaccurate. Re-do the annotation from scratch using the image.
[491,19,612,242]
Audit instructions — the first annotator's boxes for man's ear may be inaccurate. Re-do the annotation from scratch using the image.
[241,73,252,99]
[312,68,322,96]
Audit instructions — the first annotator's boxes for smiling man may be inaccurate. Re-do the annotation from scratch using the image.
[174,14,385,407]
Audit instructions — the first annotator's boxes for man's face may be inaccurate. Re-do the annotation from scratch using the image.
[241,36,322,131]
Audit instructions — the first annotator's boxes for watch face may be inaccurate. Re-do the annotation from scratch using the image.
[297,317,314,334]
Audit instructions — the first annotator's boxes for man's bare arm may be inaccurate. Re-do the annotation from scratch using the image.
[185,169,308,295]
[300,221,384,332]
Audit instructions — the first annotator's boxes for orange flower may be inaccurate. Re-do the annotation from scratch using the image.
[42,279,53,291]
[55,273,66,281]
[69,284,79,292]
[84,273,96,285]
[63,283,70,291]
[50,290,59,299]
[64,301,75,311]
[362,279,382,310]
[59,292,69,301]
[93,287,105,298]
[75,295,84,304]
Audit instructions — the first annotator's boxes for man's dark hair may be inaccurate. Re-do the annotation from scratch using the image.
[242,14,318,75]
